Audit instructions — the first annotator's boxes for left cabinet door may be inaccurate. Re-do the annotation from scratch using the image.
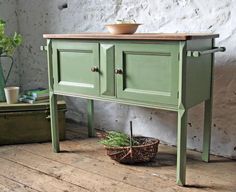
[52,40,99,96]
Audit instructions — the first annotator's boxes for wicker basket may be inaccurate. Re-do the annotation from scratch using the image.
[105,137,160,164]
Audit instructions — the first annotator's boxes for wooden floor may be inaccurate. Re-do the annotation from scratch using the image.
[0,123,235,192]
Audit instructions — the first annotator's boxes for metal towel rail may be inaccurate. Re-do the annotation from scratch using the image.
[187,47,226,57]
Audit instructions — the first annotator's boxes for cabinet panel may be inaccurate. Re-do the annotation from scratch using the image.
[100,44,115,97]
[116,43,179,105]
[52,40,99,96]
[186,39,213,108]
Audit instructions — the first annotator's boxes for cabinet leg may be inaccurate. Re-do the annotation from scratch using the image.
[49,93,60,153]
[202,99,212,162]
[87,99,95,137]
[176,109,187,186]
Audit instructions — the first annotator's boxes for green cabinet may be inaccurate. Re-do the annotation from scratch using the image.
[52,40,99,96]
[52,41,179,106]
[115,43,179,105]
[43,33,224,187]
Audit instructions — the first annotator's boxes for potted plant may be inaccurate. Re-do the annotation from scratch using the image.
[0,19,22,56]
[0,19,22,101]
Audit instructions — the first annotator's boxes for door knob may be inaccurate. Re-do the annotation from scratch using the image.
[115,69,123,74]
[91,66,99,72]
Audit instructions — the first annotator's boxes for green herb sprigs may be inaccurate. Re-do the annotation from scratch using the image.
[99,131,138,147]
[0,19,22,56]
[116,19,136,24]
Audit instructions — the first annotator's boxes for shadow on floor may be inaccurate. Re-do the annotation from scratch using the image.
[209,158,236,163]
[185,184,229,191]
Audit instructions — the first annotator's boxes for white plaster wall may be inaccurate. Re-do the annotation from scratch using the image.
[0,0,20,86]
[12,0,236,158]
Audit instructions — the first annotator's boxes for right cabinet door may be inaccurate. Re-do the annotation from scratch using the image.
[115,43,179,105]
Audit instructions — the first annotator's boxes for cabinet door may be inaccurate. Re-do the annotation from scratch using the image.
[52,40,99,96]
[116,43,179,105]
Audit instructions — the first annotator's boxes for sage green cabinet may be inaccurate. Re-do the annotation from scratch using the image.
[43,33,224,187]
[52,40,99,96]
[53,41,179,106]
[115,43,179,105]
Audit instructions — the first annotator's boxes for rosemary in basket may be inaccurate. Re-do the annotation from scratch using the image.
[99,122,139,147]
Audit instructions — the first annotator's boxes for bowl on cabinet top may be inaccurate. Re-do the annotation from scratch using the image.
[105,23,141,35]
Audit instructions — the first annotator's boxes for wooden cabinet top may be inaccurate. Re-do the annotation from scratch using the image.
[43,33,219,41]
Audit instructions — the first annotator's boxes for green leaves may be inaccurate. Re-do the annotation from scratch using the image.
[0,19,23,56]
[0,19,6,36]
[99,131,138,147]
[116,19,136,24]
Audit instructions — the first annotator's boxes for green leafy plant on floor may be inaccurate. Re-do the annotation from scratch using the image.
[99,131,139,147]
[0,19,22,56]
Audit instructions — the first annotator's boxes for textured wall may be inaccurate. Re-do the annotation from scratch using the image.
[0,0,20,86]
[7,0,236,158]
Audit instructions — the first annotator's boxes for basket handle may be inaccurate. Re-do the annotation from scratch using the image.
[129,121,133,148]
[129,121,133,158]
[114,121,134,161]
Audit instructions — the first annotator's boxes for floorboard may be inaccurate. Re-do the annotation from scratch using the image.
[0,122,235,192]
[0,175,39,192]
[0,157,89,192]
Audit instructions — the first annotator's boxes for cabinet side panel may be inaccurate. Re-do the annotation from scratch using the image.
[186,39,213,108]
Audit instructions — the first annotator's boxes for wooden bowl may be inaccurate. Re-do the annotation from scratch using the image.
[105,23,141,35]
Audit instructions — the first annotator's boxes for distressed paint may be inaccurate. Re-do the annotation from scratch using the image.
[1,0,236,158]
